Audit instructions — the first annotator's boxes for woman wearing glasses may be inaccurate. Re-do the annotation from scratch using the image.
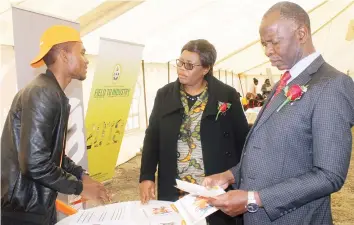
[139,39,248,225]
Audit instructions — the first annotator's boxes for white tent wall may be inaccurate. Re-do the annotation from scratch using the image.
[0,45,17,132]
[218,1,354,75]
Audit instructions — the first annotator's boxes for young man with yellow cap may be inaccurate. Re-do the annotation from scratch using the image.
[1,25,110,225]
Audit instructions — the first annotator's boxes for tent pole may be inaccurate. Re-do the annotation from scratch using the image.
[238,73,245,96]
[142,60,148,127]
[232,71,234,87]
[225,70,227,84]
[167,61,170,83]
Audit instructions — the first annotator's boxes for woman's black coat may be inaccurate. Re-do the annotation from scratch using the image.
[140,75,249,225]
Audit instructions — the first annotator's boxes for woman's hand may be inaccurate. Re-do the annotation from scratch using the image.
[139,180,156,204]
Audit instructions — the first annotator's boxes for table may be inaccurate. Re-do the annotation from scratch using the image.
[56,200,207,225]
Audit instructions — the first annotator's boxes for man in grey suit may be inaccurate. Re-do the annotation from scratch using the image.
[203,2,354,224]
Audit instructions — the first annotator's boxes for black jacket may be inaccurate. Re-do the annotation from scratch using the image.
[1,70,84,225]
[140,75,248,225]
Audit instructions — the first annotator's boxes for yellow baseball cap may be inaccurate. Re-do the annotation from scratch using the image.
[30,25,81,68]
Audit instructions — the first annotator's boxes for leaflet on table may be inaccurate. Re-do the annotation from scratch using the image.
[69,203,133,225]
[140,201,182,225]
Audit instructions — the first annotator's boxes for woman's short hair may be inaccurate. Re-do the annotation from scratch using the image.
[181,39,217,76]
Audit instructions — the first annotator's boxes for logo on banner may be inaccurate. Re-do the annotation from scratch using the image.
[112,64,121,83]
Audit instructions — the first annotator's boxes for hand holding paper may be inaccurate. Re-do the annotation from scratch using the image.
[175,179,225,197]
[173,180,225,224]
[201,170,235,190]
[206,190,249,217]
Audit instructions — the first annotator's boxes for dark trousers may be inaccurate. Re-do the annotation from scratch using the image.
[2,216,56,225]
[2,217,41,225]
[1,208,57,225]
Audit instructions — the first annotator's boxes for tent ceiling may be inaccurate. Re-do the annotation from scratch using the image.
[82,0,324,63]
[0,0,141,45]
[0,0,104,45]
[1,0,353,75]
[78,1,143,36]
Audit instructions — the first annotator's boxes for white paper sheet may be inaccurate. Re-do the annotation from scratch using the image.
[175,179,225,197]
[69,203,132,225]
[140,201,182,225]
[173,194,218,225]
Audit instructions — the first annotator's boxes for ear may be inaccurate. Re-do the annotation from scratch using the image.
[202,66,210,76]
[58,49,69,64]
[297,25,308,44]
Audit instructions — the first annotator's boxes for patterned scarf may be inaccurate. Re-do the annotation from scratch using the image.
[177,84,209,190]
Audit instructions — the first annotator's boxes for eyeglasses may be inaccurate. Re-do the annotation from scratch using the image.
[176,59,202,70]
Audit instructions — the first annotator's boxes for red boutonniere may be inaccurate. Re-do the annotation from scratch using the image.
[216,101,232,121]
[277,84,308,112]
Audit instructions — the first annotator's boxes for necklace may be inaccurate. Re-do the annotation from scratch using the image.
[186,93,201,101]
[183,81,207,101]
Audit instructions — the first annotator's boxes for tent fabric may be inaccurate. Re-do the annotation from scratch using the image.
[1,0,353,75]
[0,0,104,45]
[82,0,324,63]
[216,1,354,75]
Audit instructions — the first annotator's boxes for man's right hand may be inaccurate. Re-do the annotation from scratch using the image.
[202,170,235,190]
[139,180,156,204]
[80,177,110,204]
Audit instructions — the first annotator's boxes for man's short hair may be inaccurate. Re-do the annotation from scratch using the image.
[43,41,75,67]
[264,1,311,32]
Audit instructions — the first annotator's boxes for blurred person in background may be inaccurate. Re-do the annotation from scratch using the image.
[261,78,272,95]
[249,78,259,95]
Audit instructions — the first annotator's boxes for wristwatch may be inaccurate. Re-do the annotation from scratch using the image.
[246,191,259,213]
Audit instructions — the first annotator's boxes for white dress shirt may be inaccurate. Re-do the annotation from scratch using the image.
[287,52,321,84]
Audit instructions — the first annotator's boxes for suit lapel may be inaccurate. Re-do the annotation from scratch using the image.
[252,56,325,133]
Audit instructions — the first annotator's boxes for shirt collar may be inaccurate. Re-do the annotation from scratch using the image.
[288,52,321,83]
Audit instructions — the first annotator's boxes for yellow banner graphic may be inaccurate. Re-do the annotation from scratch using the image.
[85,38,144,182]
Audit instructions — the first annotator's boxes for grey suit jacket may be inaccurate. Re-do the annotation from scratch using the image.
[231,56,354,225]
